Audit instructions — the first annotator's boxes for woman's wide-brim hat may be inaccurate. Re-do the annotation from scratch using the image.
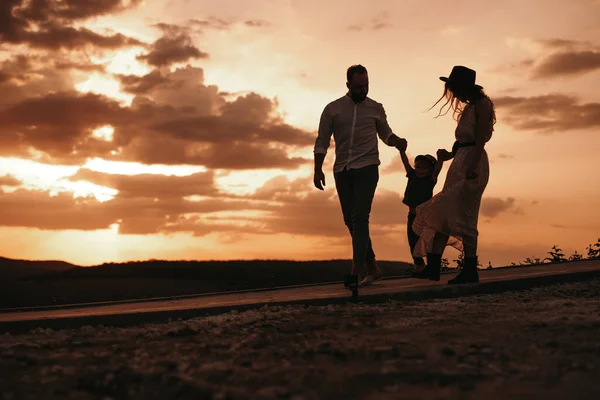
[440,65,483,90]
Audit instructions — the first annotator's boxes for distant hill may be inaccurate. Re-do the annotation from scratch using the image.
[0,257,413,309]
[0,256,76,281]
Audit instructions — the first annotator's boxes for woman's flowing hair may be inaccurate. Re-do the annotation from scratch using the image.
[428,84,497,129]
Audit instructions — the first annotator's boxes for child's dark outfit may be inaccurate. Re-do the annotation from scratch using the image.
[403,169,436,266]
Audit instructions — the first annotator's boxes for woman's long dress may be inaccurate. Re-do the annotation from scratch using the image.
[412,98,494,257]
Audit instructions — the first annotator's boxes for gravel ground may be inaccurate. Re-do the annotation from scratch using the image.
[2,279,600,400]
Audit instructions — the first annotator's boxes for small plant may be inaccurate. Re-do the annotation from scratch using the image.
[544,245,567,263]
[453,252,464,270]
[586,238,600,260]
[441,257,450,271]
[569,251,583,261]
[451,252,483,269]
[522,257,536,265]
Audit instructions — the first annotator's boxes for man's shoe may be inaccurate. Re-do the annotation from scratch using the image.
[343,273,359,290]
[360,258,383,286]
[359,268,383,286]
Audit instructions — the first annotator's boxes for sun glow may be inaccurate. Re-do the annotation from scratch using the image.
[214,169,311,196]
[83,158,207,176]
[90,47,152,77]
[92,125,115,141]
[75,73,133,105]
[0,157,119,202]
[0,156,217,204]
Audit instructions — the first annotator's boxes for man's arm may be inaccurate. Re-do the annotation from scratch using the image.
[376,104,407,150]
[314,104,333,158]
[313,105,333,190]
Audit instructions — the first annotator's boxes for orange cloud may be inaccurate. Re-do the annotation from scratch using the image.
[0,174,21,186]
[480,197,518,218]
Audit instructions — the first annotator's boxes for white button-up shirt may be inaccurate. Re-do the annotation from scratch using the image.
[314,94,396,173]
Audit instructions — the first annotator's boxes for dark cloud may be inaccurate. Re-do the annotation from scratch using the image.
[533,50,600,78]
[501,39,600,79]
[13,0,143,21]
[0,71,11,84]
[0,91,131,163]
[0,189,115,230]
[0,0,144,50]
[0,65,314,169]
[24,23,144,50]
[0,179,263,234]
[54,60,106,73]
[536,39,590,50]
[0,170,524,254]
[480,197,517,218]
[188,17,270,31]
[116,70,170,94]
[0,54,77,112]
[137,25,208,67]
[347,12,392,32]
[69,169,218,199]
[494,94,600,132]
[244,20,270,28]
[348,23,393,32]
[50,174,403,239]
[189,17,231,30]
[242,176,407,237]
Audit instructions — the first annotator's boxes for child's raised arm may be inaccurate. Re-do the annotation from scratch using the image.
[398,146,413,174]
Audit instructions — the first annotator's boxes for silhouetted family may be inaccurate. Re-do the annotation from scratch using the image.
[314,64,496,287]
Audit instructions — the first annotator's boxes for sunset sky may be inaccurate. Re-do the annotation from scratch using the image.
[0,0,599,267]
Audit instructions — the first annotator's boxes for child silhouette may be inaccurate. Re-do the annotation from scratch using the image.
[398,145,448,274]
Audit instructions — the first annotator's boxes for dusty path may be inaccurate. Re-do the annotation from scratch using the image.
[2,279,600,399]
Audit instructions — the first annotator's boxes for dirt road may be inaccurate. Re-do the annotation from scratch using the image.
[2,279,600,399]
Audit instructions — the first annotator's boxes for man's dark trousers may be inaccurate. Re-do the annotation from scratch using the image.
[334,164,378,273]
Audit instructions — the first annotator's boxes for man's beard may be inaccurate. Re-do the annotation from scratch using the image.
[351,93,366,102]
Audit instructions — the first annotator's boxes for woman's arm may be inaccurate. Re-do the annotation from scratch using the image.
[466,99,491,179]
[432,148,452,184]
[432,159,444,183]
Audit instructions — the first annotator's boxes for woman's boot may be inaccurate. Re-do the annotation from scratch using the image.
[410,257,426,275]
[448,256,479,284]
[412,253,441,281]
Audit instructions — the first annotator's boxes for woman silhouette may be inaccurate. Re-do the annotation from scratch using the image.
[411,65,497,284]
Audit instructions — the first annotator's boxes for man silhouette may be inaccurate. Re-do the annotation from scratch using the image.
[313,64,407,286]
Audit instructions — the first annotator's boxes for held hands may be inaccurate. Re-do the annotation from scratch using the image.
[436,149,453,162]
[393,136,407,152]
[313,169,326,190]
